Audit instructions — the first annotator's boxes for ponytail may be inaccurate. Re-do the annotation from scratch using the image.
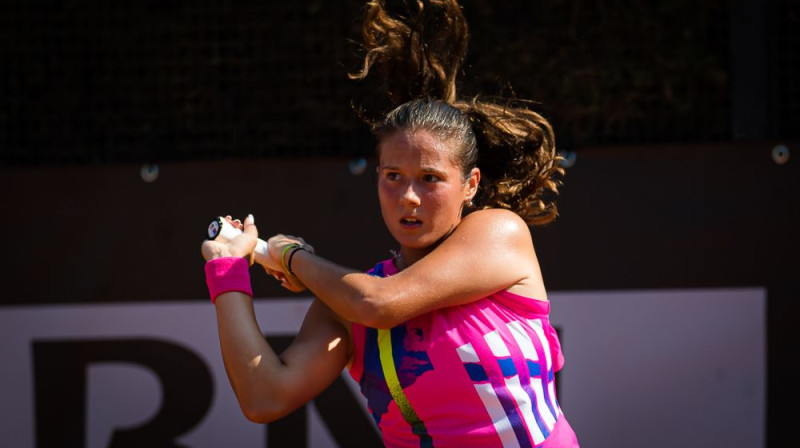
[458,100,562,225]
[353,0,564,225]
[350,0,468,104]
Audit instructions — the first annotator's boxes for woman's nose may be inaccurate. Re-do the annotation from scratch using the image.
[401,182,422,206]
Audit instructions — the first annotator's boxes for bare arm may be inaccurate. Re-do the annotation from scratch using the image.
[215,294,351,422]
[202,215,351,422]
[273,208,545,328]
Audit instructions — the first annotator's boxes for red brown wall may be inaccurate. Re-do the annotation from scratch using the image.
[1,140,798,444]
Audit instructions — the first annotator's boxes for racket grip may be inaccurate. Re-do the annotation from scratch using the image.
[206,216,270,266]
[253,239,269,266]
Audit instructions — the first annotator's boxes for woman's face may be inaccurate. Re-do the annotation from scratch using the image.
[377,129,479,259]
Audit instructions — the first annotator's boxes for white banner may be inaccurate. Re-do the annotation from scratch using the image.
[0,288,765,448]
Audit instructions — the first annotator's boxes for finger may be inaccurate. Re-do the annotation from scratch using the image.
[296,237,314,253]
[286,236,313,253]
[264,265,285,279]
[224,215,242,229]
[280,278,303,292]
[242,214,258,238]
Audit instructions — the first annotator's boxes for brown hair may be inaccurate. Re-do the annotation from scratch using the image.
[351,0,563,225]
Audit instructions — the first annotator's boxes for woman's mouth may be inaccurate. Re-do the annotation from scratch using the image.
[400,217,423,228]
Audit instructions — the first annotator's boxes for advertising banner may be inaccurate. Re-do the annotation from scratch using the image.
[0,288,764,448]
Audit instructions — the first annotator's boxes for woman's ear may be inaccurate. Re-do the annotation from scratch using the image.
[465,167,480,201]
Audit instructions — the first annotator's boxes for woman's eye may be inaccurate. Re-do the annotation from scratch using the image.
[385,172,401,181]
[423,174,440,182]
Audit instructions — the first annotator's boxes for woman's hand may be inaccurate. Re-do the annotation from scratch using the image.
[266,234,315,293]
[201,214,258,263]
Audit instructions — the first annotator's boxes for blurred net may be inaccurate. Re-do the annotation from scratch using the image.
[0,0,793,166]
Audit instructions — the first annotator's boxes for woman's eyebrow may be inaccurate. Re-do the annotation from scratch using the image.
[378,164,447,176]
[420,166,448,176]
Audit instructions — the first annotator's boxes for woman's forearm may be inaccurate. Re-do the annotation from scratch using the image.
[214,292,295,421]
[289,250,399,328]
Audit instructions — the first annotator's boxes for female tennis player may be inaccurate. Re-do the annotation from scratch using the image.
[201,1,579,446]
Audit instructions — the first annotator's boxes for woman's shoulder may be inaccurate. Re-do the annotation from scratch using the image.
[462,207,528,225]
[457,208,544,299]
[459,208,532,241]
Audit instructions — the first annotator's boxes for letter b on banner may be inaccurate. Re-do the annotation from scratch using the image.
[33,338,213,448]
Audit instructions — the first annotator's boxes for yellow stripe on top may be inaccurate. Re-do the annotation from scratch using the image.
[377,328,434,447]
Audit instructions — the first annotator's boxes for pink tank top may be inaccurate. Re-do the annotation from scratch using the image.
[348,259,580,448]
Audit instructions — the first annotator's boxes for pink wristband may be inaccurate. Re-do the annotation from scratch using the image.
[204,257,253,304]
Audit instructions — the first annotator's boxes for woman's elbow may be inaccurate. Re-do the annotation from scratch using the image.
[241,406,276,424]
[238,396,289,424]
[233,382,298,423]
[355,296,404,329]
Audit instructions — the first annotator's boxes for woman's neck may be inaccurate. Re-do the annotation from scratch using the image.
[394,221,461,270]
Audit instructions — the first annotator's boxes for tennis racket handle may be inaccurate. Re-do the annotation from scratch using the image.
[206,217,270,266]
